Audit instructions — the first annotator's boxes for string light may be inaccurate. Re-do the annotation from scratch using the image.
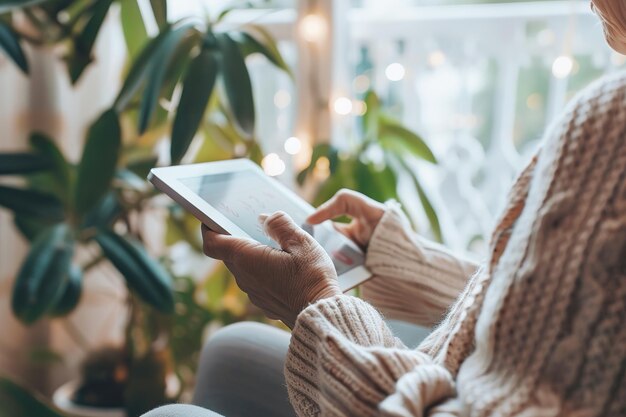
[552,55,573,79]
[333,97,353,115]
[526,93,543,110]
[262,153,286,176]
[352,100,367,116]
[313,156,330,180]
[300,14,327,43]
[273,90,291,109]
[428,51,446,68]
[385,63,405,81]
[284,136,302,155]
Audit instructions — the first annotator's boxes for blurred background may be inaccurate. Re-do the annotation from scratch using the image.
[0,0,619,415]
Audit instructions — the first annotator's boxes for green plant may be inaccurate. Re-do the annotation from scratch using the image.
[0,0,290,413]
[298,91,442,241]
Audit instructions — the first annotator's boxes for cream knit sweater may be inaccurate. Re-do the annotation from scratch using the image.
[285,72,626,417]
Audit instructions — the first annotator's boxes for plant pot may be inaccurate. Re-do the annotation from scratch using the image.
[53,380,125,417]
[53,375,181,417]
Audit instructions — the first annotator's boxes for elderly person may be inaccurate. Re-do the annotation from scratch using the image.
[144,1,626,416]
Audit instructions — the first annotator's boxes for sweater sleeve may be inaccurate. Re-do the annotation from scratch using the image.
[285,295,456,417]
[363,204,478,327]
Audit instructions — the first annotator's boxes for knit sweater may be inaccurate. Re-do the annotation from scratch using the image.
[284,72,626,417]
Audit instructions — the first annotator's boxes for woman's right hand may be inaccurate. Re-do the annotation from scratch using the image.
[307,189,386,250]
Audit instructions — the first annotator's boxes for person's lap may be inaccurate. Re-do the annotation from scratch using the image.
[142,322,295,417]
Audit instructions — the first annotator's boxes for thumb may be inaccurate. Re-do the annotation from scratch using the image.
[259,211,312,252]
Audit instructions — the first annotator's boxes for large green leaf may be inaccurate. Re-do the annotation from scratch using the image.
[50,264,82,317]
[296,144,338,185]
[395,156,442,242]
[29,133,72,204]
[237,26,292,78]
[74,109,121,216]
[0,185,64,220]
[66,0,114,84]
[12,223,74,324]
[138,23,197,134]
[379,118,437,163]
[95,230,174,313]
[120,0,148,59]
[114,25,173,112]
[216,32,255,136]
[150,0,167,28]
[0,152,51,175]
[0,22,27,74]
[13,214,52,241]
[0,377,65,417]
[81,191,121,229]
[171,48,219,164]
[363,91,380,141]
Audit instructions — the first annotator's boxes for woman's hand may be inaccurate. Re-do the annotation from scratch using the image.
[201,211,341,329]
[307,189,386,249]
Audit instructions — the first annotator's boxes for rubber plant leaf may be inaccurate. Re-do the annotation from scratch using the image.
[29,132,73,205]
[216,32,255,136]
[50,264,82,317]
[95,230,174,313]
[0,152,51,175]
[0,22,27,73]
[11,223,74,324]
[74,109,121,216]
[0,185,64,220]
[0,377,65,417]
[171,47,219,164]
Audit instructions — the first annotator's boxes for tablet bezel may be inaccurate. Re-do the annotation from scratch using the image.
[148,159,371,291]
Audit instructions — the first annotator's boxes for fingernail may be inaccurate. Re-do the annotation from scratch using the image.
[258,213,269,224]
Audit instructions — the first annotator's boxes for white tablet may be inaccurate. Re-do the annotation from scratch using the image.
[148,159,371,291]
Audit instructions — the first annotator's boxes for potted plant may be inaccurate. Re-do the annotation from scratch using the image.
[298,91,442,241]
[0,0,291,415]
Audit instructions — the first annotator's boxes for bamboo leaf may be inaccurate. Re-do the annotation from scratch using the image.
[0,22,27,73]
[66,0,114,84]
[171,48,219,164]
[150,0,167,28]
[396,156,442,242]
[120,0,148,59]
[0,377,65,417]
[138,23,197,134]
[238,26,292,78]
[216,32,255,136]
[0,185,64,220]
[0,152,51,175]
[74,109,121,216]
[95,230,174,313]
[363,91,380,140]
[115,24,173,111]
[379,118,437,163]
[12,223,73,324]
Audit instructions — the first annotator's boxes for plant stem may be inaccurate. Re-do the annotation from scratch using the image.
[61,319,90,353]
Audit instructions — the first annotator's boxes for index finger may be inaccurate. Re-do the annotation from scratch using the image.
[201,225,258,262]
[307,189,363,224]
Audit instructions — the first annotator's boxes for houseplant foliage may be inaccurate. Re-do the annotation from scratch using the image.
[0,0,291,414]
[299,91,443,241]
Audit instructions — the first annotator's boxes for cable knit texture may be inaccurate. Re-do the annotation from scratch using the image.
[285,72,626,417]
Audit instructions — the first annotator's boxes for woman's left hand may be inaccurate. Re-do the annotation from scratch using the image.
[201,211,341,328]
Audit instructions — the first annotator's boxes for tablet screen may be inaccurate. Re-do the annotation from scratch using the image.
[179,170,364,275]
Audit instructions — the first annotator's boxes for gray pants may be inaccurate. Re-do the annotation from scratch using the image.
[142,322,296,417]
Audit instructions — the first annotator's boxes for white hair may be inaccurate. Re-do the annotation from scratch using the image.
[592,0,626,53]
